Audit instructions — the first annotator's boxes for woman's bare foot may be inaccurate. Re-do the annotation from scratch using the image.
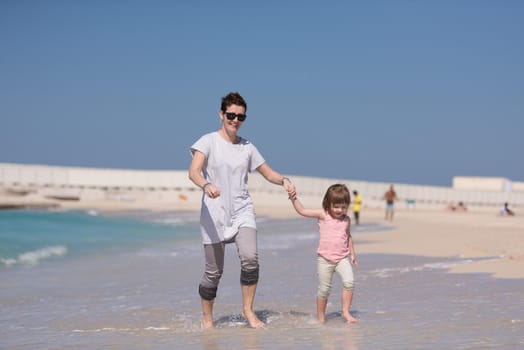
[201,317,215,329]
[243,310,265,328]
[200,298,215,329]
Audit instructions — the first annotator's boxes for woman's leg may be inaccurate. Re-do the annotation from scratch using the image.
[235,227,264,328]
[199,243,225,328]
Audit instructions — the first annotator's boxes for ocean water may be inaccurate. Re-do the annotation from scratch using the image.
[1,209,523,349]
[0,209,199,268]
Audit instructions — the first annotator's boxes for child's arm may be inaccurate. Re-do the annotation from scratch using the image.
[289,195,324,220]
[347,225,358,266]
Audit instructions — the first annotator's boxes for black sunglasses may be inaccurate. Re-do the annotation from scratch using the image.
[225,112,247,122]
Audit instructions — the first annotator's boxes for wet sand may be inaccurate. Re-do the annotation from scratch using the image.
[348,209,524,280]
[1,210,523,349]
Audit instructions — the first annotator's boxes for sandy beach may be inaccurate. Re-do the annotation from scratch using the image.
[2,179,522,281]
[255,205,524,280]
[2,194,523,349]
[2,163,522,283]
[349,209,524,279]
[2,162,524,349]
[53,192,524,280]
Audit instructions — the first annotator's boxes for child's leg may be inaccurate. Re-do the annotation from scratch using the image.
[317,255,335,323]
[336,258,358,323]
[317,297,328,323]
[341,289,358,323]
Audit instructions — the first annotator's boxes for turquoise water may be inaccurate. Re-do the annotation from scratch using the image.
[0,209,199,267]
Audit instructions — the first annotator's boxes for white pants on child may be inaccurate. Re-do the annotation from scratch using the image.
[317,255,354,300]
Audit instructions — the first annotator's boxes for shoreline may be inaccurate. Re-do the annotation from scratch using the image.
[2,193,523,280]
[352,209,524,279]
[61,200,524,280]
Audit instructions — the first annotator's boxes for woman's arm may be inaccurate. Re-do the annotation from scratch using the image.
[257,162,295,196]
[188,150,220,198]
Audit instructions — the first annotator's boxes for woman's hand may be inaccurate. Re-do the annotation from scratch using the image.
[203,183,221,198]
[282,178,296,199]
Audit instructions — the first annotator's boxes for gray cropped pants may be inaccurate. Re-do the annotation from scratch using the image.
[199,227,259,300]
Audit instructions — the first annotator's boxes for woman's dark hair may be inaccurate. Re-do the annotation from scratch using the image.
[322,184,351,213]
[221,92,247,112]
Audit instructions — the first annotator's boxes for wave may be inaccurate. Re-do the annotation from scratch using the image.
[1,245,68,267]
[368,258,481,278]
[152,217,187,225]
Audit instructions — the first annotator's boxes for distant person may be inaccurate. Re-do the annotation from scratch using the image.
[456,201,467,212]
[500,202,515,216]
[289,184,359,324]
[352,190,362,225]
[189,92,296,329]
[383,184,397,221]
[447,201,467,212]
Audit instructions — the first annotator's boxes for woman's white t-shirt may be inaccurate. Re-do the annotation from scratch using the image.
[190,131,265,244]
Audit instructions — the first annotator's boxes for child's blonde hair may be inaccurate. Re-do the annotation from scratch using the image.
[322,184,351,214]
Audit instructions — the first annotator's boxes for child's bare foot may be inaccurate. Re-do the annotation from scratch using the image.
[243,311,265,328]
[342,313,359,324]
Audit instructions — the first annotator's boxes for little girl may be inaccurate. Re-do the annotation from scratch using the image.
[289,184,359,324]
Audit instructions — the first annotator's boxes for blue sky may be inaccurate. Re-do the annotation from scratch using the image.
[1,1,523,186]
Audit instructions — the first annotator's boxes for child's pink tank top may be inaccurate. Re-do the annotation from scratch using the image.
[317,212,350,263]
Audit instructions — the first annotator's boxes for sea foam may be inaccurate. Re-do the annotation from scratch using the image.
[4,245,68,266]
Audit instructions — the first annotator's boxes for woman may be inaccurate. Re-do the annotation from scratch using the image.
[189,92,295,329]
